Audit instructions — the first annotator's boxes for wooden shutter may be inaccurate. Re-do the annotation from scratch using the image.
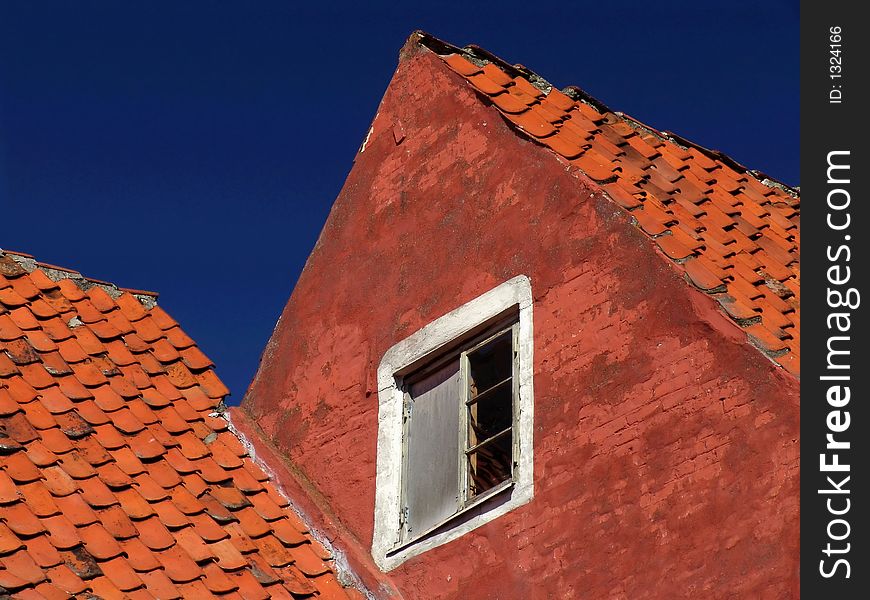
[403,358,462,540]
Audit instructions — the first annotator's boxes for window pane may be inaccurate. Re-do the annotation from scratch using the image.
[468,332,513,393]
[467,330,514,497]
[469,383,512,441]
[467,431,513,495]
[404,359,461,539]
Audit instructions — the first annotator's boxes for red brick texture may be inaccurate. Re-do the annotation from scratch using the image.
[240,39,799,599]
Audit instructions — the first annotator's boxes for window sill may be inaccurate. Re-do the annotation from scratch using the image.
[387,479,514,557]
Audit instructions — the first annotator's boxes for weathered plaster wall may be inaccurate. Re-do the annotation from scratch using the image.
[238,42,799,599]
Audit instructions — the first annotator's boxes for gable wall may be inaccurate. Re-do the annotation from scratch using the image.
[239,45,799,599]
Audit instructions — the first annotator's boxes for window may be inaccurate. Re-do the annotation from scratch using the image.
[372,276,534,570]
[400,321,517,543]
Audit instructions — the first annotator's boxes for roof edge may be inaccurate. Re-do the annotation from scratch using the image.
[0,248,159,308]
[411,31,798,196]
[228,406,401,596]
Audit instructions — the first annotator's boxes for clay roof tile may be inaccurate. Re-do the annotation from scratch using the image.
[0,247,387,597]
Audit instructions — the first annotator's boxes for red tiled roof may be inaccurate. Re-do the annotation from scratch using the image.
[0,251,362,598]
[418,33,799,377]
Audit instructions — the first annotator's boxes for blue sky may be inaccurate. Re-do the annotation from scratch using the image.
[0,1,798,404]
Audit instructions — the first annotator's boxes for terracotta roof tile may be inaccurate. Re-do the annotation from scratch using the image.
[173,526,213,562]
[31,581,69,600]
[7,413,40,445]
[207,443,244,472]
[3,452,41,483]
[79,477,119,509]
[0,252,361,598]
[19,481,59,518]
[190,511,231,543]
[33,319,69,345]
[58,452,97,481]
[23,443,56,469]
[27,535,63,569]
[3,502,44,537]
[234,568,274,600]
[202,561,238,593]
[201,492,238,525]
[277,565,318,596]
[430,39,799,375]
[9,309,39,333]
[138,568,182,599]
[224,521,258,554]
[271,518,308,547]
[56,412,94,440]
[120,537,160,571]
[56,375,92,401]
[41,515,82,550]
[468,71,507,96]
[212,537,249,570]
[164,326,196,350]
[0,569,29,593]
[212,485,252,511]
[253,534,296,568]
[43,563,88,595]
[22,269,55,291]
[23,442,57,469]
[53,338,87,366]
[0,355,18,379]
[79,522,124,560]
[506,109,557,138]
[51,494,98,528]
[154,498,191,529]
[87,576,125,598]
[490,90,528,114]
[101,555,143,591]
[98,506,137,540]
[0,288,28,309]
[1,549,47,585]
[88,318,124,341]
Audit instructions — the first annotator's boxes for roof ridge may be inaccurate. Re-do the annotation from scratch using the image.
[413,31,798,196]
[0,248,159,308]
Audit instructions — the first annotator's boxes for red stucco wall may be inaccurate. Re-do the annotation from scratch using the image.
[239,43,799,599]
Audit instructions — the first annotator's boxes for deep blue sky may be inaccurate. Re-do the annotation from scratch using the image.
[0,2,798,404]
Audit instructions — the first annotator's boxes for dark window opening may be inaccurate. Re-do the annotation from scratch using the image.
[466,330,514,497]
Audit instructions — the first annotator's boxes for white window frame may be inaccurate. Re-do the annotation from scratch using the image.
[372,275,534,571]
